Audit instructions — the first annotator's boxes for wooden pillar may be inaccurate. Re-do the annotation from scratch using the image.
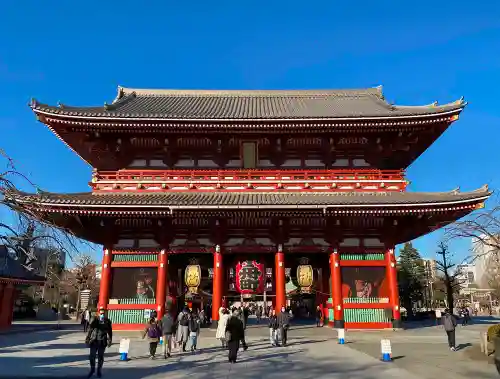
[0,283,15,329]
[98,247,112,311]
[211,245,223,326]
[275,244,286,313]
[156,249,168,318]
[386,246,402,328]
[330,248,344,328]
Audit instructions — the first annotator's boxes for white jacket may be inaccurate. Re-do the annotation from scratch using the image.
[216,308,230,339]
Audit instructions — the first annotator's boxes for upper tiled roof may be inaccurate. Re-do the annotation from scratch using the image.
[13,186,490,209]
[30,86,466,121]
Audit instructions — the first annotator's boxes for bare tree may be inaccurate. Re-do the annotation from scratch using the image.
[435,242,466,314]
[60,254,100,312]
[0,149,91,284]
[446,200,500,263]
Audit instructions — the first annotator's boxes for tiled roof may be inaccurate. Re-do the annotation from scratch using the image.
[30,86,466,121]
[14,186,490,209]
[0,246,45,282]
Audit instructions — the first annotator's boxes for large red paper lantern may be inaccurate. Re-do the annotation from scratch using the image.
[235,260,264,294]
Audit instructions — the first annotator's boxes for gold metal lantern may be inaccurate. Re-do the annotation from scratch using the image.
[185,264,201,293]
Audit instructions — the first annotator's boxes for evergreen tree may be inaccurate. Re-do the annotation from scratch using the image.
[398,242,425,318]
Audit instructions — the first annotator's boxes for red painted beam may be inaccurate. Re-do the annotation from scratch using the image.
[345,322,392,329]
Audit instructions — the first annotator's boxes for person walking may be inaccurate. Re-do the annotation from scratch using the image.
[442,308,457,351]
[268,309,278,346]
[216,307,230,348]
[315,306,322,327]
[82,308,91,333]
[226,309,245,363]
[176,307,191,352]
[435,308,442,327]
[85,309,112,378]
[277,306,290,346]
[189,313,201,351]
[256,305,263,324]
[142,317,161,359]
[159,310,175,359]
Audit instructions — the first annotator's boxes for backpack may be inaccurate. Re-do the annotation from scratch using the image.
[180,313,190,326]
[147,324,160,338]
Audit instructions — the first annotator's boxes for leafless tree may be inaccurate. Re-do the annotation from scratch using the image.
[60,254,100,312]
[445,197,500,263]
[0,148,90,280]
[435,242,466,314]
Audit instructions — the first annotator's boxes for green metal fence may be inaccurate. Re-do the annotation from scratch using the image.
[343,308,391,323]
[343,297,389,304]
[108,309,151,324]
[113,254,159,262]
[111,298,156,304]
[340,253,385,261]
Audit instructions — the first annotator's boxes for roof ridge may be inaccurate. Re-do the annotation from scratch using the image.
[116,86,382,97]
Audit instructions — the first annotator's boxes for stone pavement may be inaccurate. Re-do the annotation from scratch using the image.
[0,320,497,378]
[342,318,498,379]
[0,323,420,379]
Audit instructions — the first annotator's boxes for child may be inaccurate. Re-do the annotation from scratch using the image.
[189,314,200,351]
[142,317,161,359]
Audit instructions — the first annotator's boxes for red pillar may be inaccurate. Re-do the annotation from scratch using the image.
[211,245,223,326]
[98,247,112,311]
[156,249,168,318]
[0,283,15,329]
[275,245,286,313]
[330,248,344,328]
[386,246,402,328]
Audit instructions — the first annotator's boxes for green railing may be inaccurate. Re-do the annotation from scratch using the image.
[108,309,151,324]
[343,297,389,304]
[111,298,156,304]
[344,309,391,323]
[113,254,159,262]
[340,253,385,261]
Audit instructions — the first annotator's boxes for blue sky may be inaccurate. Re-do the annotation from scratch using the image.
[1,2,499,263]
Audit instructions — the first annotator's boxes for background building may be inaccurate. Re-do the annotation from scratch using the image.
[472,234,500,288]
[456,263,477,293]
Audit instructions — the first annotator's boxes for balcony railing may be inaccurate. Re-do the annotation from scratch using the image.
[90,169,407,192]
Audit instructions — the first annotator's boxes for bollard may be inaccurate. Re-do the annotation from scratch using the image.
[159,336,163,346]
[337,328,345,345]
[119,338,131,362]
[381,339,392,362]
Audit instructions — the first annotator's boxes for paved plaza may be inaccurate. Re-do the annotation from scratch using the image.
[0,319,497,378]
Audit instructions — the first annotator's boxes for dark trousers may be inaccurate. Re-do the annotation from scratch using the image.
[89,344,106,373]
[446,330,456,348]
[280,327,288,345]
[228,340,240,362]
[149,342,158,357]
[316,318,321,327]
[83,320,89,333]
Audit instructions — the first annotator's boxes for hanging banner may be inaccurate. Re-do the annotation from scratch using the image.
[235,260,264,294]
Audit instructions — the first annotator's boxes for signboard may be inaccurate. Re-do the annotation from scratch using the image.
[144,309,151,320]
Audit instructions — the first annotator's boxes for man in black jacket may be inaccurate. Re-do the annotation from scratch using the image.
[85,309,113,378]
[159,311,176,358]
[277,306,290,346]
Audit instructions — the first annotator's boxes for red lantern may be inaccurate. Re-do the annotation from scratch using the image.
[235,260,264,294]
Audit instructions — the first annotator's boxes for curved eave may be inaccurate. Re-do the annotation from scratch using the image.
[10,187,491,215]
[30,104,465,123]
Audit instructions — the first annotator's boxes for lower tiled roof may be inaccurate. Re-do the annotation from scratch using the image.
[14,186,490,209]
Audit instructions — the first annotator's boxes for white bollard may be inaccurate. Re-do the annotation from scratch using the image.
[337,328,345,345]
[381,339,392,362]
[119,338,131,361]
[159,336,163,346]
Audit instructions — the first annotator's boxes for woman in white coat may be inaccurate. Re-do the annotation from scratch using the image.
[215,307,230,348]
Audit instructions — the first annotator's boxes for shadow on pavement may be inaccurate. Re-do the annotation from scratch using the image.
[0,326,82,349]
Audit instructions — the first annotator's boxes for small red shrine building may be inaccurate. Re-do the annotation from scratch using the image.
[0,246,45,330]
[13,86,490,330]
